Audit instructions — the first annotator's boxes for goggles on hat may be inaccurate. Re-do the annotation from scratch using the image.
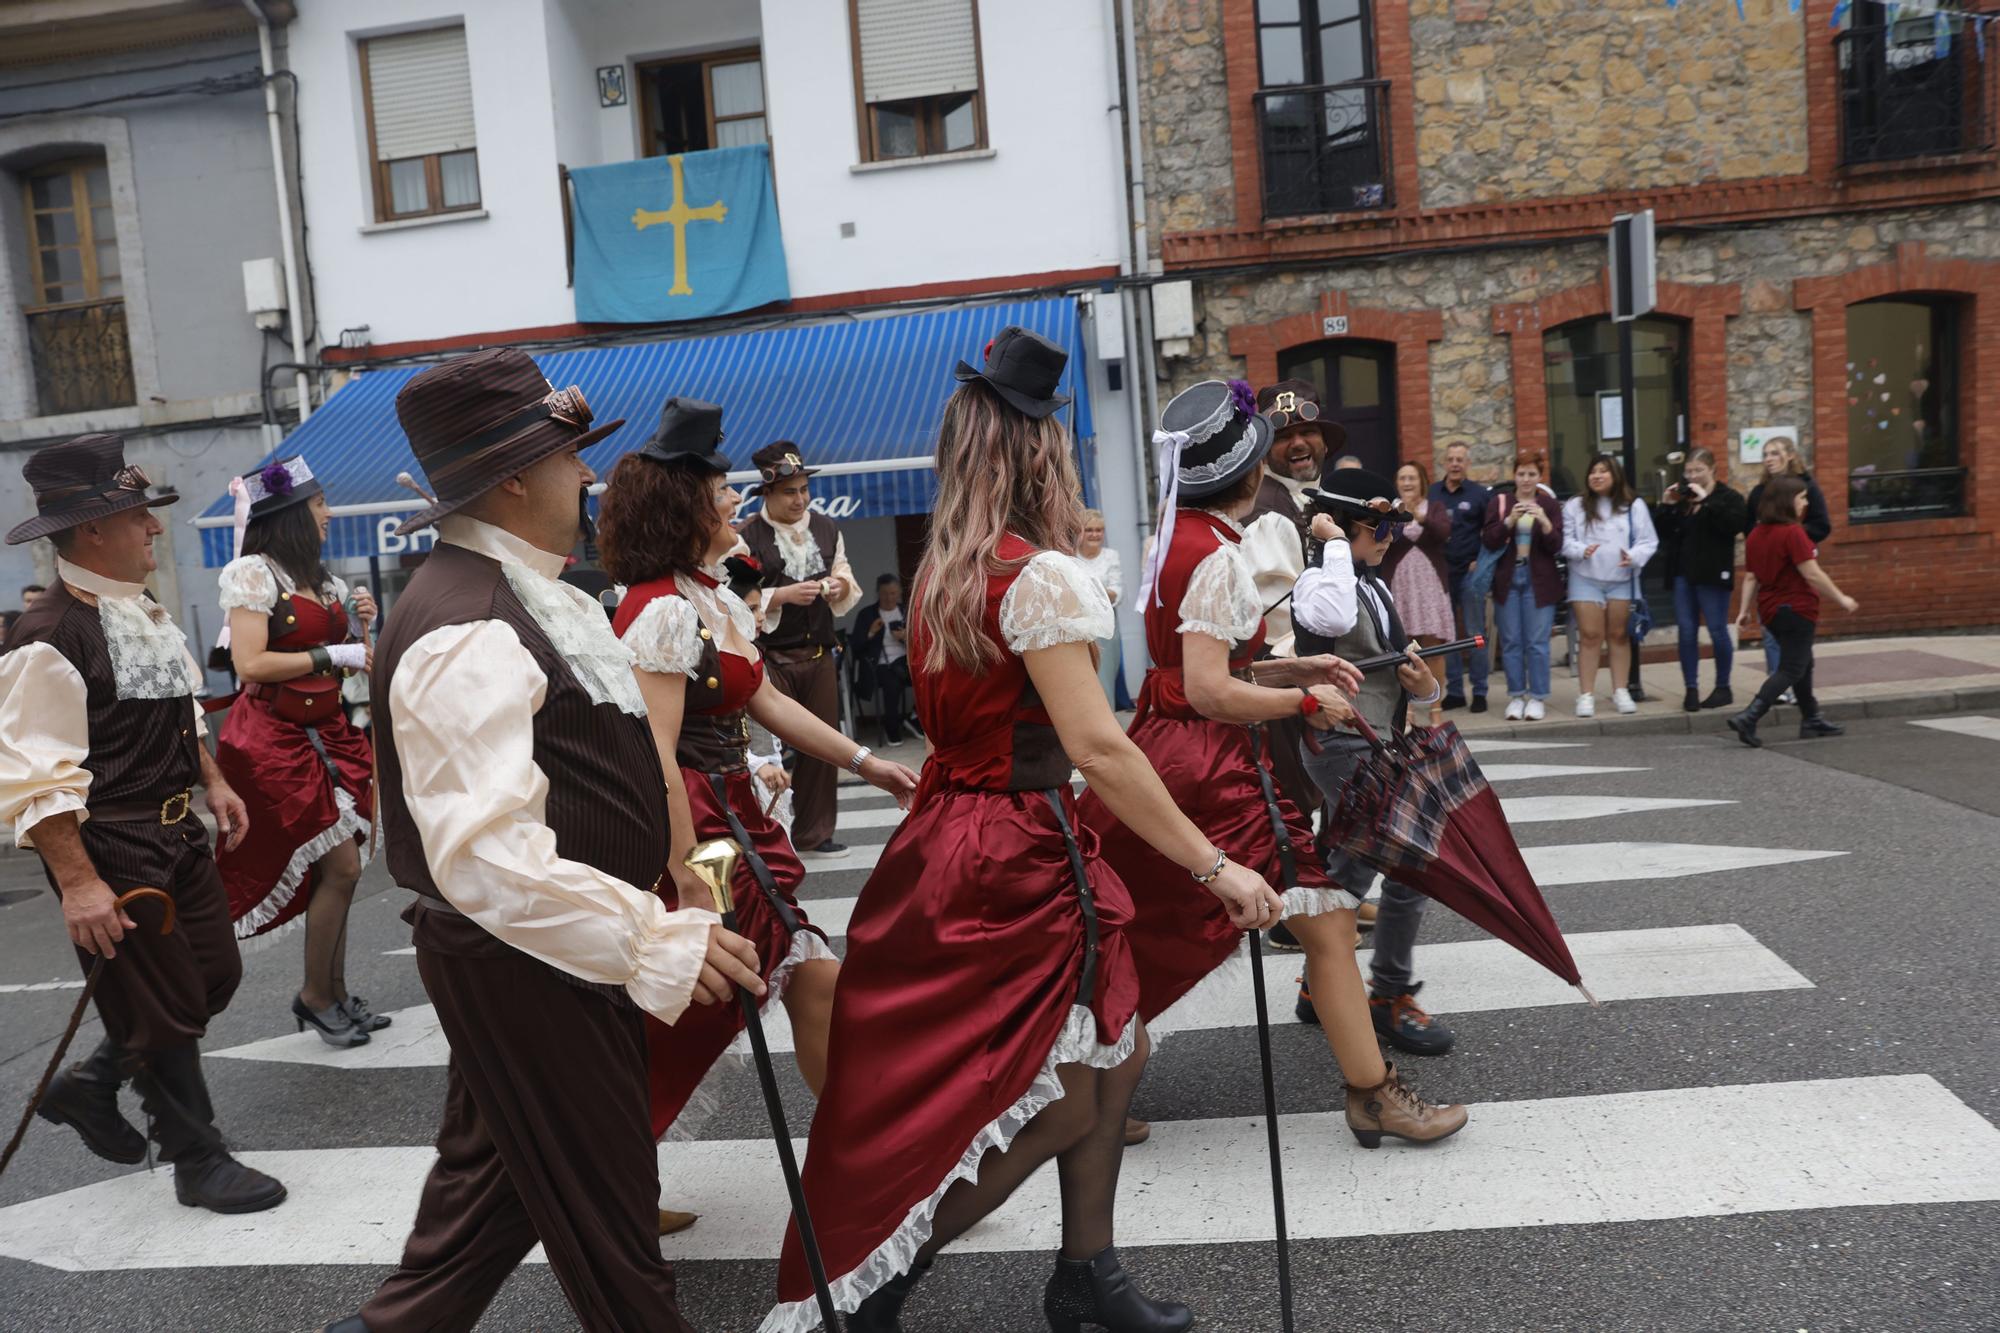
[761,453,808,481]
[1266,390,1320,431]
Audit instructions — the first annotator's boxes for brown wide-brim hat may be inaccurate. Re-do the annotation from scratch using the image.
[393,347,622,536]
[7,433,178,546]
[1256,377,1348,451]
[749,440,817,496]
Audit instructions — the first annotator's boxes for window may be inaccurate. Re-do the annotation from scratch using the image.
[1275,339,1398,477]
[1540,317,1687,504]
[1836,3,1994,165]
[850,0,987,163]
[1845,296,1963,522]
[1254,0,1389,217]
[19,155,133,415]
[360,26,481,222]
[638,50,767,157]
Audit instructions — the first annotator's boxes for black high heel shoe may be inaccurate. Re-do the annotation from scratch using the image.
[1043,1246,1192,1332]
[849,1260,930,1332]
[293,995,369,1048]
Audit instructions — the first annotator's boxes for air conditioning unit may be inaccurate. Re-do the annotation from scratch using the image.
[243,257,286,331]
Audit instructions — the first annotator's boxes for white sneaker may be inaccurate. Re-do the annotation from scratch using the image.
[1525,699,1546,721]
[1612,688,1637,715]
[1576,694,1596,718]
[1504,697,1527,721]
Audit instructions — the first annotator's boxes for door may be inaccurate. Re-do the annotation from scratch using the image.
[1275,339,1398,477]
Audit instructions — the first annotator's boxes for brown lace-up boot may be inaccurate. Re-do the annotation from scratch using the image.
[1344,1062,1468,1148]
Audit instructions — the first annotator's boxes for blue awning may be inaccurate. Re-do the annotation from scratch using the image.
[199,296,1094,566]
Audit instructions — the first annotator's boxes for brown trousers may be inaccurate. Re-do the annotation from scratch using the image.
[763,649,840,851]
[46,818,241,1052]
[359,939,694,1333]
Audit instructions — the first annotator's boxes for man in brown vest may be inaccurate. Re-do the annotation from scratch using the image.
[321,348,761,1333]
[737,442,860,856]
[1,434,281,1214]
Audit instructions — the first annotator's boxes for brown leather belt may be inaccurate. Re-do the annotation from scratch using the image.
[763,644,830,665]
[87,789,193,825]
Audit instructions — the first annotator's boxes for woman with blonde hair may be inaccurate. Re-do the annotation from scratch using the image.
[766,329,1279,1333]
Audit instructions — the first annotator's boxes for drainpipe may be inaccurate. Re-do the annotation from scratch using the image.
[243,0,312,425]
[1111,0,1160,672]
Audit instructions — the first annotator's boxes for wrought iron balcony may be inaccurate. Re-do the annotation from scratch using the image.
[1837,24,1995,167]
[27,300,134,417]
[1255,80,1394,220]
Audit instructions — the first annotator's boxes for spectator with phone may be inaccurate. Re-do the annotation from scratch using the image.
[1656,447,1747,712]
[1561,454,1657,718]
[1481,454,1564,722]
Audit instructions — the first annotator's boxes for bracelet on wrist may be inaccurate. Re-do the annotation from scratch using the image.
[307,646,331,675]
[1298,688,1321,718]
[1190,848,1227,885]
[847,745,872,775]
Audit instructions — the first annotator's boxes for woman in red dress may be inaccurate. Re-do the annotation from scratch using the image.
[764,329,1284,1333]
[597,399,919,1230]
[215,457,379,1047]
[1082,381,1464,1148]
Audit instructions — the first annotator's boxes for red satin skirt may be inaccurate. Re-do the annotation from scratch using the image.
[646,766,827,1140]
[1078,714,1341,1023]
[215,691,372,941]
[770,783,1139,1325]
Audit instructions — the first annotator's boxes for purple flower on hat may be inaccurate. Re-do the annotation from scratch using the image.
[260,461,294,498]
[1228,379,1256,419]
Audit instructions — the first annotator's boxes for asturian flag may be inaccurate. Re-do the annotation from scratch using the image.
[570,144,790,323]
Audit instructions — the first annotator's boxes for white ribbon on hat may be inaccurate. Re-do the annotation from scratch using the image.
[214,476,254,653]
[1136,429,1193,610]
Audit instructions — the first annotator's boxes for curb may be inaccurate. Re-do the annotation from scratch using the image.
[1452,682,1995,741]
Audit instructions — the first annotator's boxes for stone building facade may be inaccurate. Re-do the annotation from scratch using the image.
[1136,0,2000,636]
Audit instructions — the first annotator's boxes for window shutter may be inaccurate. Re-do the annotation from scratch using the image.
[856,0,980,105]
[366,26,476,162]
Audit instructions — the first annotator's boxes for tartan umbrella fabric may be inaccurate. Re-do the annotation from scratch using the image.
[1325,718,1589,993]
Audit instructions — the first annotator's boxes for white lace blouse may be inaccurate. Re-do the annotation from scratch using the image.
[998,551,1115,655]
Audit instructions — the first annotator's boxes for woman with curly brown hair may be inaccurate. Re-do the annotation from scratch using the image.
[597,399,918,1233]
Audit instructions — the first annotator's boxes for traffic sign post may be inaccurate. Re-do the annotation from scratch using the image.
[1610,210,1657,701]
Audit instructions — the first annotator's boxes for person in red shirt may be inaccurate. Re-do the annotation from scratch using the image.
[1728,473,1859,748]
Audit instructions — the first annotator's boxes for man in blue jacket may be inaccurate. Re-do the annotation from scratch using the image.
[1429,442,1492,712]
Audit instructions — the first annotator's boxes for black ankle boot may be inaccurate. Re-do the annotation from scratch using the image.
[1043,1246,1192,1333]
[133,1045,287,1214]
[1727,696,1772,749]
[1682,687,1700,713]
[1701,685,1734,710]
[37,1036,145,1164]
[1799,713,1844,739]
[850,1260,930,1332]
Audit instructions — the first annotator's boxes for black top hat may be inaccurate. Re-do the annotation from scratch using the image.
[393,347,624,536]
[238,456,324,521]
[639,397,730,473]
[7,433,178,546]
[1159,380,1272,501]
[750,441,817,495]
[1306,465,1411,526]
[953,325,1072,419]
[1256,378,1348,449]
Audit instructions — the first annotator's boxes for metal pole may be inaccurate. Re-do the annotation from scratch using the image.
[245,1,312,425]
[1617,312,1645,701]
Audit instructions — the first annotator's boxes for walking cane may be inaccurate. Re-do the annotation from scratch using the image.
[684,839,842,1332]
[1246,726,1298,1333]
[0,887,177,1180]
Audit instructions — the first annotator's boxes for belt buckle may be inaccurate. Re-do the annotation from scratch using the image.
[813,645,825,660]
[159,789,192,825]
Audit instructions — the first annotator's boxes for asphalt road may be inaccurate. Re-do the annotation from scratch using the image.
[0,714,1995,1332]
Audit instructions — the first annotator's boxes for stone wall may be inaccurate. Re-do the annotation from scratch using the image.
[1164,199,2000,485]
[1135,0,1234,241]
[1410,0,1809,209]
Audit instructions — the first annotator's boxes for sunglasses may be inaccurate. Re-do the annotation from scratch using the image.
[1265,392,1321,431]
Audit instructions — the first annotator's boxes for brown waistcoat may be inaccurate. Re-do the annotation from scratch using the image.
[739,511,840,651]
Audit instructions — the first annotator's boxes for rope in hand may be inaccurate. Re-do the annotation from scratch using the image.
[0,887,178,1180]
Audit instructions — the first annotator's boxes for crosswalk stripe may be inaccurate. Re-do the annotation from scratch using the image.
[236,922,1809,1069]
[3,1075,1991,1271]
[0,980,87,993]
[1462,739,1590,753]
[1478,763,1649,781]
[1908,714,2000,742]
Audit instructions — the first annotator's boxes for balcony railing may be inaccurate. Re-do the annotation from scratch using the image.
[27,300,134,417]
[1837,24,1995,166]
[1255,80,1394,220]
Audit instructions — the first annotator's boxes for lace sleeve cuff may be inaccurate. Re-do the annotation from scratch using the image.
[1176,545,1263,644]
[622,594,704,676]
[1000,551,1116,654]
[217,556,279,613]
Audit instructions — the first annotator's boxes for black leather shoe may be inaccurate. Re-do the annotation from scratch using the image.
[37,1037,145,1164]
[1469,696,1489,714]
[850,1260,930,1332]
[1370,984,1457,1056]
[134,1045,287,1215]
[806,840,848,856]
[1441,693,1467,711]
[1799,714,1845,739]
[1682,688,1701,713]
[1727,696,1771,748]
[342,995,392,1032]
[173,1148,288,1213]
[294,995,368,1048]
[1701,686,1734,710]
[1044,1245,1192,1332]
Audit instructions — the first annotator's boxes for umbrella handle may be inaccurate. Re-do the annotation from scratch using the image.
[116,887,176,935]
